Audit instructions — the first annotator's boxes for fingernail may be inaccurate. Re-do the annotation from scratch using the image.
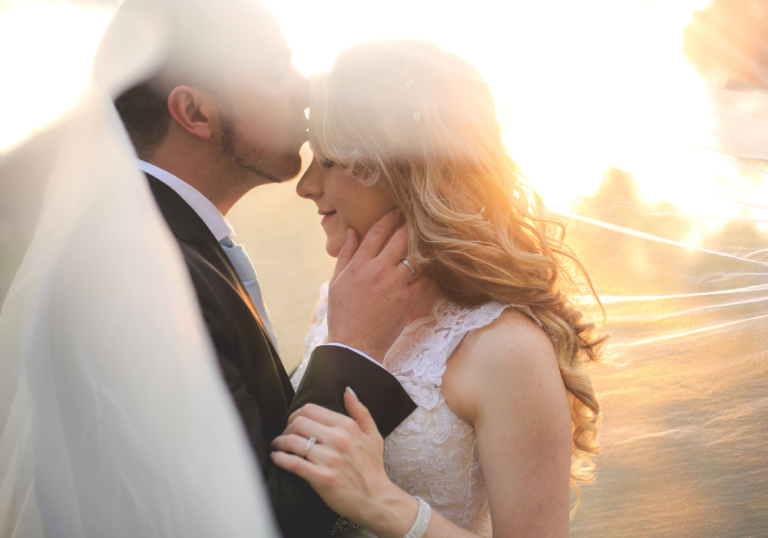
[346,386,358,400]
[346,228,354,241]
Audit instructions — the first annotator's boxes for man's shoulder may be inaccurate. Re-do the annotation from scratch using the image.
[146,173,210,243]
[146,173,237,299]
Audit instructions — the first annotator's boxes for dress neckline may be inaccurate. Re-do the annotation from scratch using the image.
[401,295,450,336]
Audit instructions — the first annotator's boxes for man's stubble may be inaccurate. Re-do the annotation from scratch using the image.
[220,107,303,187]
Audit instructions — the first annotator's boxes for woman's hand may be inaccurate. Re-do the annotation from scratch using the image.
[270,388,418,538]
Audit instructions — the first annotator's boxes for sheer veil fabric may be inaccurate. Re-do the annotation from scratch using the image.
[565,48,768,538]
[0,2,766,538]
[0,2,278,537]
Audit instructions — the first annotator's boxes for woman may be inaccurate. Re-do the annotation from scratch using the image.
[271,40,606,538]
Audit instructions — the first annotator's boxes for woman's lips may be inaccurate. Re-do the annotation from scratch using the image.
[321,212,337,226]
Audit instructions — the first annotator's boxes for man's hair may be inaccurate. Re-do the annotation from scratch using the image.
[115,81,172,160]
[113,0,268,158]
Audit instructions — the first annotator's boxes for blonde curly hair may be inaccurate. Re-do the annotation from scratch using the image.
[309,40,607,512]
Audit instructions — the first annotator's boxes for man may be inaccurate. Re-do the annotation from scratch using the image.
[114,0,427,536]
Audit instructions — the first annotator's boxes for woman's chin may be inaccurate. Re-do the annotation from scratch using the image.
[325,238,342,258]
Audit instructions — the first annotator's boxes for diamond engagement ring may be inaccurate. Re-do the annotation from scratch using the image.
[304,436,317,458]
[400,259,417,276]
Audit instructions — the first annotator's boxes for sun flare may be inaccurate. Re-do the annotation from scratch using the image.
[1,0,766,225]
[261,0,723,212]
[0,3,114,156]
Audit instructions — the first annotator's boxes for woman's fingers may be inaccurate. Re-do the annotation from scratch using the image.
[271,433,314,458]
[286,405,335,429]
[344,387,380,438]
[272,435,344,466]
[273,397,396,530]
[287,403,352,428]
[377,224,421,283]
[378,225,410,267]
[330,228,359,284]
[283,414,346,448]
[354,210,399,261]
[270,451,329,485]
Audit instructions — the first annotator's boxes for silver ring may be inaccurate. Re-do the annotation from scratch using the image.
[400,258,417,276]
[304,436,317,458]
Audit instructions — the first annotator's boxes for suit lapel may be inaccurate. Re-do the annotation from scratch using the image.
[146,173,285,368]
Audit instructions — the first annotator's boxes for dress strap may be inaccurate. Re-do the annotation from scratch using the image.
[386,300,509,387]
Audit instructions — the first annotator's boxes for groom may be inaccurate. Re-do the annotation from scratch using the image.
[114,0,425,536]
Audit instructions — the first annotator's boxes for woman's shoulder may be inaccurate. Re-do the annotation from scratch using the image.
[472,307,555,359]
[451,303,556,365]
[442,306,560,423]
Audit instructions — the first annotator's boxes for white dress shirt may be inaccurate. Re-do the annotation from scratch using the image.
[138,160,234,241]
[138,160,383,368]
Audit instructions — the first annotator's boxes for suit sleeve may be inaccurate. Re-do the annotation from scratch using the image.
[279,345,417,536]
[219,344,417,538]
[289,344,417,438]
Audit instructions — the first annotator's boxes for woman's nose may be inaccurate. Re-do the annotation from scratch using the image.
[296,159,322,199]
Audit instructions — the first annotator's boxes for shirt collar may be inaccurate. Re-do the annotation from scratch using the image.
[138,160,235,241]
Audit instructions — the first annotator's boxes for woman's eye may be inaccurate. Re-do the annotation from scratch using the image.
[322,159,335,169]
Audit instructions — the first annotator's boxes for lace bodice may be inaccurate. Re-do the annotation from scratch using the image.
[292,283,516,537]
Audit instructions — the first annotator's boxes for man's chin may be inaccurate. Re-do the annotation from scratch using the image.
[267,154,304,184]
[246,156,302,186]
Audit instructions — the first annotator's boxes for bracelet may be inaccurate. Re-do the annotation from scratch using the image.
[403,496,431,538]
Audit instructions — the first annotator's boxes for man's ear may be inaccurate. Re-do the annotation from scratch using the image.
[166,85,217,140]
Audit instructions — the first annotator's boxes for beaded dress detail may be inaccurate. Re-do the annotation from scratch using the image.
[292,283,525,537]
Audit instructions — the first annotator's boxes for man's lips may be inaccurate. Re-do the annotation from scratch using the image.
[320,211,337,225]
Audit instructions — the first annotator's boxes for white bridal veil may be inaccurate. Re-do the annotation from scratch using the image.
[0,1,278,537]
[0,0,766,537]
[566,95,768,537]
[563,8,768,536]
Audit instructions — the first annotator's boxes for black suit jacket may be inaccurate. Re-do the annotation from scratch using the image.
[147,175,416,537]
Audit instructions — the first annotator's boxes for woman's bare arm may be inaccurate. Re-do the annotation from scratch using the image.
[442,309,573,538]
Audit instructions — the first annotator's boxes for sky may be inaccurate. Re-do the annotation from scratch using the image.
[1,0,765,222]
[259,0,717,211]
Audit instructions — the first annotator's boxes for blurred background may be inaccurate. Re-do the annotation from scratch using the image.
[1,0,767,536]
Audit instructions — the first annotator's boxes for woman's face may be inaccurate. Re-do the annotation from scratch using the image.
[296,158,395,257]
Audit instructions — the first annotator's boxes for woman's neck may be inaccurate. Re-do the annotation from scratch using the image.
[407,280,443,325]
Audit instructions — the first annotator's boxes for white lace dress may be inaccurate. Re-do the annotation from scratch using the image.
[292,283,527,537]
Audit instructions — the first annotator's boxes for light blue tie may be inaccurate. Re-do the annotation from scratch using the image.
[219,236,280,354]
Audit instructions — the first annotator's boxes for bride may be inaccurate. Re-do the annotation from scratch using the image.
[271,40,606,538]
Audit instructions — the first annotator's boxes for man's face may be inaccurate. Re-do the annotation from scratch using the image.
[215,8,309,184]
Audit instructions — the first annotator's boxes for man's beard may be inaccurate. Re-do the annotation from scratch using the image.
[220,110,302,184]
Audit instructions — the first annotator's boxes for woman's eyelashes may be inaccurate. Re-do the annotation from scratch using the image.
[322,159,335,169]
